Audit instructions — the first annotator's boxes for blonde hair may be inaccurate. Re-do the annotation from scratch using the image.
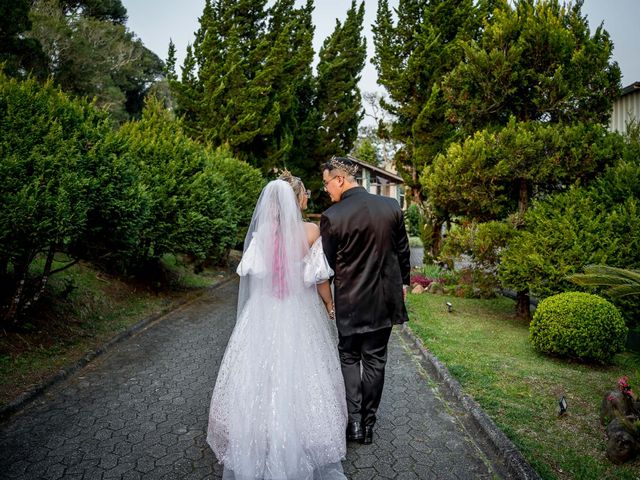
[278,169,305,198]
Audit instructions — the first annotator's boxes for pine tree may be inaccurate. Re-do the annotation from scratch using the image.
[263,0,317,178]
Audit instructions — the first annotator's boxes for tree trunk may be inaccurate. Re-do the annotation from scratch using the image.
[430,219,444,259]
[22,245,56,315]
[3,259,29,325]
[0,256,7,278]
[516,290,531,319]
[518,178,529,220]
[515,179,531,318]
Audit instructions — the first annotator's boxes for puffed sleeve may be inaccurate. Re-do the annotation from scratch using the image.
[303,238,334,286]
[236,233,267,277]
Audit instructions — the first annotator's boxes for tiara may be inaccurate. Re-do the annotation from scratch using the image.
[277,168,301,182]
[329,156,359,176]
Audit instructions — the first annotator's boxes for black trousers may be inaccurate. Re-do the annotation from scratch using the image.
[338,327,392,427]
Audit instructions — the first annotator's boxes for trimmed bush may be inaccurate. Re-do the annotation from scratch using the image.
[530,292,627,363]
[117,98,239,267]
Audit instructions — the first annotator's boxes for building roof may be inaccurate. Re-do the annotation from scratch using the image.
[348,155,404,184]
[621,82,640,97]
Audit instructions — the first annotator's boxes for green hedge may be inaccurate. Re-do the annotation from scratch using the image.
[0,73,262,324]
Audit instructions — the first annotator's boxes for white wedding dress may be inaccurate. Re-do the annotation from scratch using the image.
[207,180,347,480]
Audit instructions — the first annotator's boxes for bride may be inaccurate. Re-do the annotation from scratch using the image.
[207,172,348,479]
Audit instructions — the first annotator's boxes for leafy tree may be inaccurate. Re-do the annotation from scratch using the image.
[59,0,128,24]
[499,127,640,323]
[372,0,489,257]
[360,91,401,167]
[442,0,621,133]
[27,0,163,121]
[351,137,379,166]
[424,0,621,316]
[423,120,620,222]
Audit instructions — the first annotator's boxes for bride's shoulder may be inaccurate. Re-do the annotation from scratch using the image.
[303,222,320,246]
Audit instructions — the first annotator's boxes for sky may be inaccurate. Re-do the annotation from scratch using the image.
[122,0,640,124]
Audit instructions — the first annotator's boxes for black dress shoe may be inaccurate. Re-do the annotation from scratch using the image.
[346,421,364,441]
[361,425,373,445]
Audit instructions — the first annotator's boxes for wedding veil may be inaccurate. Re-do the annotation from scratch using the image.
[236,179,312,315]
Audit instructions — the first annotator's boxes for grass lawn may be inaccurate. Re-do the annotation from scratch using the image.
[406,291,640,480]
[0,256,228,410]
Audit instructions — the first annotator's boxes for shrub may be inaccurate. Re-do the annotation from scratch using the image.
[68,129,151,272]
[421,264,459,286]
[499,186,640,326]
[530,292,628,363]
[207,147,264,243]
[118,99,238,267]
[500,127,640,325]
[406,204,423,237]
[408,236,423,248]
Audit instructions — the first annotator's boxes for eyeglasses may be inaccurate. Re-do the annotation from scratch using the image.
[323,175,341,189]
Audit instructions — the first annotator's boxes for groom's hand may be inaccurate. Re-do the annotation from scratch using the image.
[403,285,408,300]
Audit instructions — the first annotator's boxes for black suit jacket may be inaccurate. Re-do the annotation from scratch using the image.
[321,187,410,336]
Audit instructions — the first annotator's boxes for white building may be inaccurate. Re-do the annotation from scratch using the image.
[348,156,406,208]
[610,82,640,133]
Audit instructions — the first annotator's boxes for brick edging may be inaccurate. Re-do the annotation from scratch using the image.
[401,324,541,480]
[0,275,236,422]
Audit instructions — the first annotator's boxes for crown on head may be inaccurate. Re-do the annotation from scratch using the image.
[329,156,359,176]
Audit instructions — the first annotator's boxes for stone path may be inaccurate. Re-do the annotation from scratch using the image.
[0,279,509,479]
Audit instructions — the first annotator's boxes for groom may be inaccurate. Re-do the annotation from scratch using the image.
[320,156,410,445]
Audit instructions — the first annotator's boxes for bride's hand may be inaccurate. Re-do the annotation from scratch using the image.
[325,301,335,320]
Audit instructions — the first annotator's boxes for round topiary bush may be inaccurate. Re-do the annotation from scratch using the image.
[530,292,628,363]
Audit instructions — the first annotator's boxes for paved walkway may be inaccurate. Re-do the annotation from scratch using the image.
[0,279,508,479]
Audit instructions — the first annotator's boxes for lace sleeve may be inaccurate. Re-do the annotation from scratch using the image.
[303,238,334,286]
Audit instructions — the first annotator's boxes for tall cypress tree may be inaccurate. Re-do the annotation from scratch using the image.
[164,39,177,82]
[314,0,367,161]
[171,0,316,173]
[263,0,316,178]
